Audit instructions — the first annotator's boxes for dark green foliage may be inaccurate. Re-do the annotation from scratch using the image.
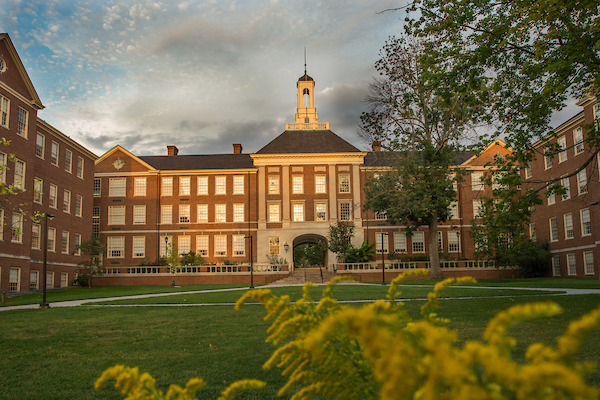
[74,273,90,287]
[293,244,325,267]
[344,239,376,263]
[516,240,552,278]
[181,251,205,266]
[74,235,106,288]
[327,221,355,262]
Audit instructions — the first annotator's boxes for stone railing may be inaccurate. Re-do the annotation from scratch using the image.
[285,122,329,130]
[105,264,288,275]
[333,260,497,271]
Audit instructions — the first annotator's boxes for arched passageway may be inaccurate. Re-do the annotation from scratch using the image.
[292,234,328,268]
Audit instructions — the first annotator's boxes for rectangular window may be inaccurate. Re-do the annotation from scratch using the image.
[179,176,191,196]
[63,189,71,213]
[448,231,460,252]
[108,206,126,225]
[49,184,58,208]
[581,208,591,236]
[215,204,226,222]
[133,205,146,224]
[233,235,245,256]
[473,199,483,218]
[215,176,226,195]
[197,204,208,223]
[315,202,327,221]
[161,177,173,196]
[47,227,56,252]
[34,178,43,204]
[292,176,303,194]
[561,176,570,200]
[179,205,190,223]
[75,195,82,217]
[233,176,244,194]
[471,172,484,191]
[0,95,8,128]
[577,169,587,194]
[529,223,537,241]
[339,202,352,221]
[196,236,208,256]
[64,149,72,173]
[11,213,23,243]
[584,252,594,275]
[547,186,556,205]
[544,151,553,169]
[31,224,41,250]
[448,201,459,219]
[268,176,279,194]
[179,236,191,255]
[62,231,69,254]
[376,233,389,253]
[14,159,25,189]
[524,165,532,180]
[567,253,576,276]
[394,232,407,253]
[269,237,279,255]
[412,232,425,253]
[437,231,443,250]
[214,235,227,256]
[92,206,100,237]
[9,268,19,293]
[60,272,68,288]
[134,177,146,196]
[109,178,126,197]
[161,205,172,224]
[93,178,101,197]
[16,108,28,137]
[160,236,172,257]
[338,175,350,193]
[30,270,39,290]
[51,142,59,166]
[233,204,244,222]
[558,136,567,162]
[77,156,84,179]
[549,217,558,242]
[46,272,54,289]
[574,127,584,155]
[108,236,125,258]
[292,203,304,222]
[36,133,45,158]
[268,203,280,222]
[315,175,326,193]
[197,176,208,195]
[74,234,81,256]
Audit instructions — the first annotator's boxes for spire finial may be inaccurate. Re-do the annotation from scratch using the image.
[304,47,307,76]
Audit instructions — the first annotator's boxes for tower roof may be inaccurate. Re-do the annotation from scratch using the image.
[298,73,313,81]
[257,130,361,154]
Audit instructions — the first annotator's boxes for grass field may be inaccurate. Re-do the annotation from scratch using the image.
[1,280,599,399]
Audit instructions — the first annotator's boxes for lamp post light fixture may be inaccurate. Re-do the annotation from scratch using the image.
[245,235,254,289]
[284,242,289,252]
[380,232,388,286]
[40,213,55,309]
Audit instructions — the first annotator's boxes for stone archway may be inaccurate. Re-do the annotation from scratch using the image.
[292,234,328,268]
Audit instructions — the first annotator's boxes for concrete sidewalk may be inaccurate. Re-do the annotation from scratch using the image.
[1,283,599,312]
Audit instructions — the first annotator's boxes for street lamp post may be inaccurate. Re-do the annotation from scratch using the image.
[245,235,254,289]
[380,232,387,286]
[40,213,55,309]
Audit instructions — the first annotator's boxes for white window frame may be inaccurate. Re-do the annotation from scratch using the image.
[233,235,245,256]
[584,252,594,275]
[524,165,532,180]
[134,177,146,196]
[47,227,56,252]
[11,213,23,243]
[448,201,459,220]
[49,184,58,209]
[549,217,558,242]
[580,208,591,236]
[292,202,304,222]
[233,176,244,195]
[573,127,584,155]
[179,204,190,223]
[93,178,101,197]
[179,176,191,196]
[292,176,303,194]
[109,178,126,197]
[315,175,326,194]
[214,235,227,256]
[133,205,146,224]
[62,230,70,254]
[74,234,81,256]
[268,203,280,222]
[63,189,71,214]
[160,236,173,257]
[269,236,280,255]
[0,95,9,128]
[412,232,425,253]
[558,136,567,163]
[161,177,173,196]
[197,176,208,195]
[75,194,82,217]
[561,176,570,200]
[77,156,84,179]
[376,233,389,253]
[60,272,68,288]
[64,149,72,173]
[233,204,244,222]
[36,133,45,158]
[567,253,576,276]
[197,204,208,223]
[215,204,226,223]
[529,223,536,241]
[34,178,43,204]
[471,172,484,191]
[448,231,460,252]
[161,205,172,224]
[51,142,59,166]
[178,236,191,255]
[14,159,25,189]
[577,169,587,194]
[315,202,327,221]
[107,236,125,258]
[544,151,553,169]
[108,206,126,225]
[394,232,407,253]
[338,174,350,193]
[9,268,20,293]
[16,107,28,137]
[31,224,41,250]
[339,201,352,221]
[268,176,280,194]
[196,235,208,256]
[215,176,226,195]
[30,270,39,290]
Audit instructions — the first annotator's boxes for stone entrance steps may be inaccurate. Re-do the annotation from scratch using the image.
[274,267,335,285]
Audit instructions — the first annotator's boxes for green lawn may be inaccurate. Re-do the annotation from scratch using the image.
[1,282,599,399]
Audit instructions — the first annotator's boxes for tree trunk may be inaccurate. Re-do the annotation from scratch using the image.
[428,214,444,280]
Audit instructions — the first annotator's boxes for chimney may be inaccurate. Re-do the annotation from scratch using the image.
[167,146,179,156]
[372,141,381,152]
[233,143,243,154]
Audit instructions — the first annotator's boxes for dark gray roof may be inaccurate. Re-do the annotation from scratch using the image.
[139,154,255,170]
[256,130,362,154]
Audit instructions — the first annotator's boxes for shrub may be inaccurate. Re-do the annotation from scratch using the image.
[74,273,90,287]
[516,240,551,278]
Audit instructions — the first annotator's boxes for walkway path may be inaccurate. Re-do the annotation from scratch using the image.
[1,283,599,312]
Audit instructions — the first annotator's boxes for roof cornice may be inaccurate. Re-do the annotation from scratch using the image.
[37,118,98,160]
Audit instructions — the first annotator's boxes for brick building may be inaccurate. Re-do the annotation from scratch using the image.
[524,95,600,277]
[0,33,97,293]
[94,71,511,279]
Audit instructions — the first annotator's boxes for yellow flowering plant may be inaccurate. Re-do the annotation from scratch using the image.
[97,271,600,399]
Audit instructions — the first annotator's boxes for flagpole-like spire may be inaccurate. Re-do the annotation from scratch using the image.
[304,47,307,76]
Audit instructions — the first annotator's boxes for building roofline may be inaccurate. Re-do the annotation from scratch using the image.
[37,118,98,160]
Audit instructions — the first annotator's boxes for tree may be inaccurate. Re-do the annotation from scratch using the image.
[294,244,325,268]
[327,221,355,263]
[165,238,180,286]
[74,235,106,288]
[404,0,600,192]
[361,36,489,279]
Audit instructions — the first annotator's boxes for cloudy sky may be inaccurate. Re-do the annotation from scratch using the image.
[1,0,410,157]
